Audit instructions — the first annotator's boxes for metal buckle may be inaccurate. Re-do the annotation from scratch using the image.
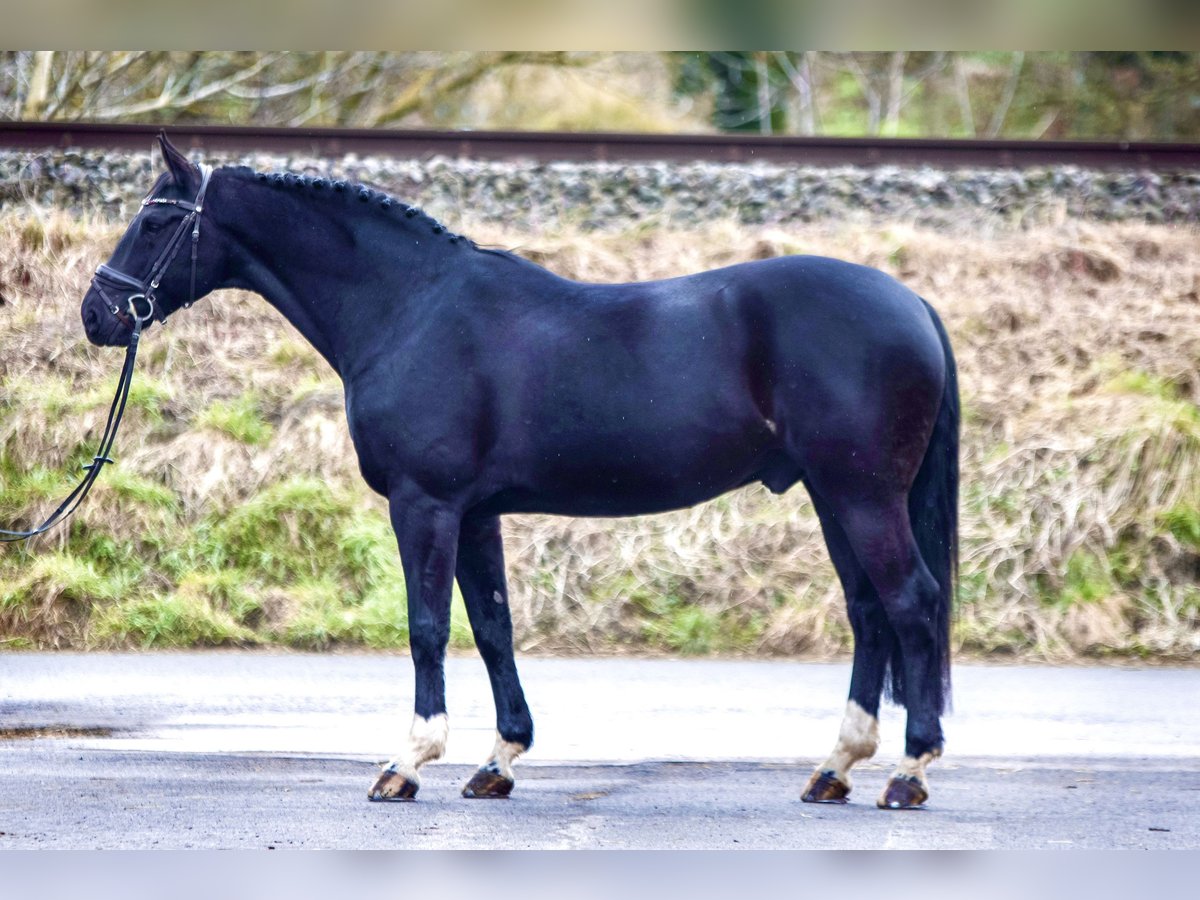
[127,294,156,323]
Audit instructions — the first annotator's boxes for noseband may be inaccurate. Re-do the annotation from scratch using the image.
[92,163,212,328]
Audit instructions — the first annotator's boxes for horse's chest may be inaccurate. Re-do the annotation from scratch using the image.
[343,385,473,496]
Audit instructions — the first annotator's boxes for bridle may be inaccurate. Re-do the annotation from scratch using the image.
[1,164,212,543]
[91,163,212,328]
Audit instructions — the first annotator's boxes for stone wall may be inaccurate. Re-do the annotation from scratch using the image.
[2,148,1198,230]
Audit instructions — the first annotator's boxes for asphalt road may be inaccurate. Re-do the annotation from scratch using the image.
[2,652,1198,849]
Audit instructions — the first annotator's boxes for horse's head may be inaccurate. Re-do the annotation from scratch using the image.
[82,133,220,346]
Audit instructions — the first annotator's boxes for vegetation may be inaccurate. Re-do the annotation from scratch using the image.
[2,208,1198,659]
[3,51,1199,141]
[670,51,1200,140]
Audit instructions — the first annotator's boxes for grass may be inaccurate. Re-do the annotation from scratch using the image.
[1045,550,1118,608]
[196,392,273,445]
[1159,504,1200,549]
[203,477,352,579]
[93,592,257,648]
[1,210,1199,659]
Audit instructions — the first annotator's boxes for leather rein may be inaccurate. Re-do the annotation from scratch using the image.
[1,166,212,543]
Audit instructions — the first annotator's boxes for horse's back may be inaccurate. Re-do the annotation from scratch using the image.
[565,254,943,369]
[661,254,947,410]
[710,255,939,344]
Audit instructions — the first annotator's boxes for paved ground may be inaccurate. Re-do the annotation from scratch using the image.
[2,653,1198,848]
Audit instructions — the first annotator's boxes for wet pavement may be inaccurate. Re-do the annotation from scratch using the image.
[2,652,1198,848]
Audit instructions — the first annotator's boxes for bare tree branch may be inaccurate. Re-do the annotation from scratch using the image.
[900,52,946,106]
[846,53,882,135]
[22,51,54,119]
[883,51,908,136]
[779,52,820,137]
[755,53,773,135]
[224,68,340,102]
[953,53,976,137]
[87,53,281,120]
[986,51,1026,138]
[370,51,575,127]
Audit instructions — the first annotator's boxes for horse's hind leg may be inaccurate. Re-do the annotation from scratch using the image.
[455,514,534,799]
[801,492,892,804]
[370,489,460,801]
[826,492,947,809]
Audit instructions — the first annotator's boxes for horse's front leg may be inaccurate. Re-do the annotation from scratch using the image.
[369,488,461,801]
[455,514,533,799]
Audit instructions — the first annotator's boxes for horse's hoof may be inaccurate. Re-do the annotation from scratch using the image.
[877,775,928,810]
[462,769,515,799]
[801,770,851,804]
[369,769,419,801]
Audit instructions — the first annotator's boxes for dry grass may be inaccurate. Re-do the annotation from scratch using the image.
[2,207,1199,659]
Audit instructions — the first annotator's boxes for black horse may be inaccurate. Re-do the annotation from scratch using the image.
[82,134,959,809]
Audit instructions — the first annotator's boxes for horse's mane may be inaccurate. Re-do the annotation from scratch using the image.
[224,165,525,265]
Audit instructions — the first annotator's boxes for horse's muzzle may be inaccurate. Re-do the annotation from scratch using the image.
[80,286,134,347]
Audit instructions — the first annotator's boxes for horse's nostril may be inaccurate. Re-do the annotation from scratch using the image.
[82,299,111,343]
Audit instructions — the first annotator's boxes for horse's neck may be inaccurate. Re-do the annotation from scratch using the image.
[212,172,430,376]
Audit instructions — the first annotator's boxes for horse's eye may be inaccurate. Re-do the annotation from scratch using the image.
[142,219,165,235]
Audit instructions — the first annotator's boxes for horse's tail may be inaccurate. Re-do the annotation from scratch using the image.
[893,299,960,714]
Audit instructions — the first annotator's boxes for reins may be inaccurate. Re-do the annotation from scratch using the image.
[1,165,211,544]
[1,312,146,543]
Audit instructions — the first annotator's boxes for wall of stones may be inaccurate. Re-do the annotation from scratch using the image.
[2,148,1198,230]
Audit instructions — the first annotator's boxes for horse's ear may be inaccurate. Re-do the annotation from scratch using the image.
[157,131,198,188]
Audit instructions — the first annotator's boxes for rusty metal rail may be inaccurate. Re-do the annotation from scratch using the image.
[2,120,1198,170]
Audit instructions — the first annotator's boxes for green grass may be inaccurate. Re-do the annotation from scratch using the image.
[200,477,355,580]
[647,605,720,655]
[1106,369,1200,439]
[87,375,174,423]
[0,462,69,518]
[956,564,991,607]
[268,339,322,367]
[268,578,404,649]
[617,573,766,655]
[96,468,180,513]
[196,392,273,445]
[0,553,132,610]
[4,367,1194,656]
[93,592,257,648]
[1106,369,1187,403]
[1158,503,1200,550]
[176,570,266,628]
[1041,549,1117,609]
[1,373,174,423]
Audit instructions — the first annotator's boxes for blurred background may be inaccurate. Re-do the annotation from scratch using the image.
[3,51,1199,140]
[1,51,1198,665]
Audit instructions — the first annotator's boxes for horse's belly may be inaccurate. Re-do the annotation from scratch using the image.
[498,430,781,517]
[495,481,740,518]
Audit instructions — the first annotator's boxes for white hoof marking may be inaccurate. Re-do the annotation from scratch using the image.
[381,713,449,781]
[889,749,941,789]
[813,699,880,789]
[481,731,526,781]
